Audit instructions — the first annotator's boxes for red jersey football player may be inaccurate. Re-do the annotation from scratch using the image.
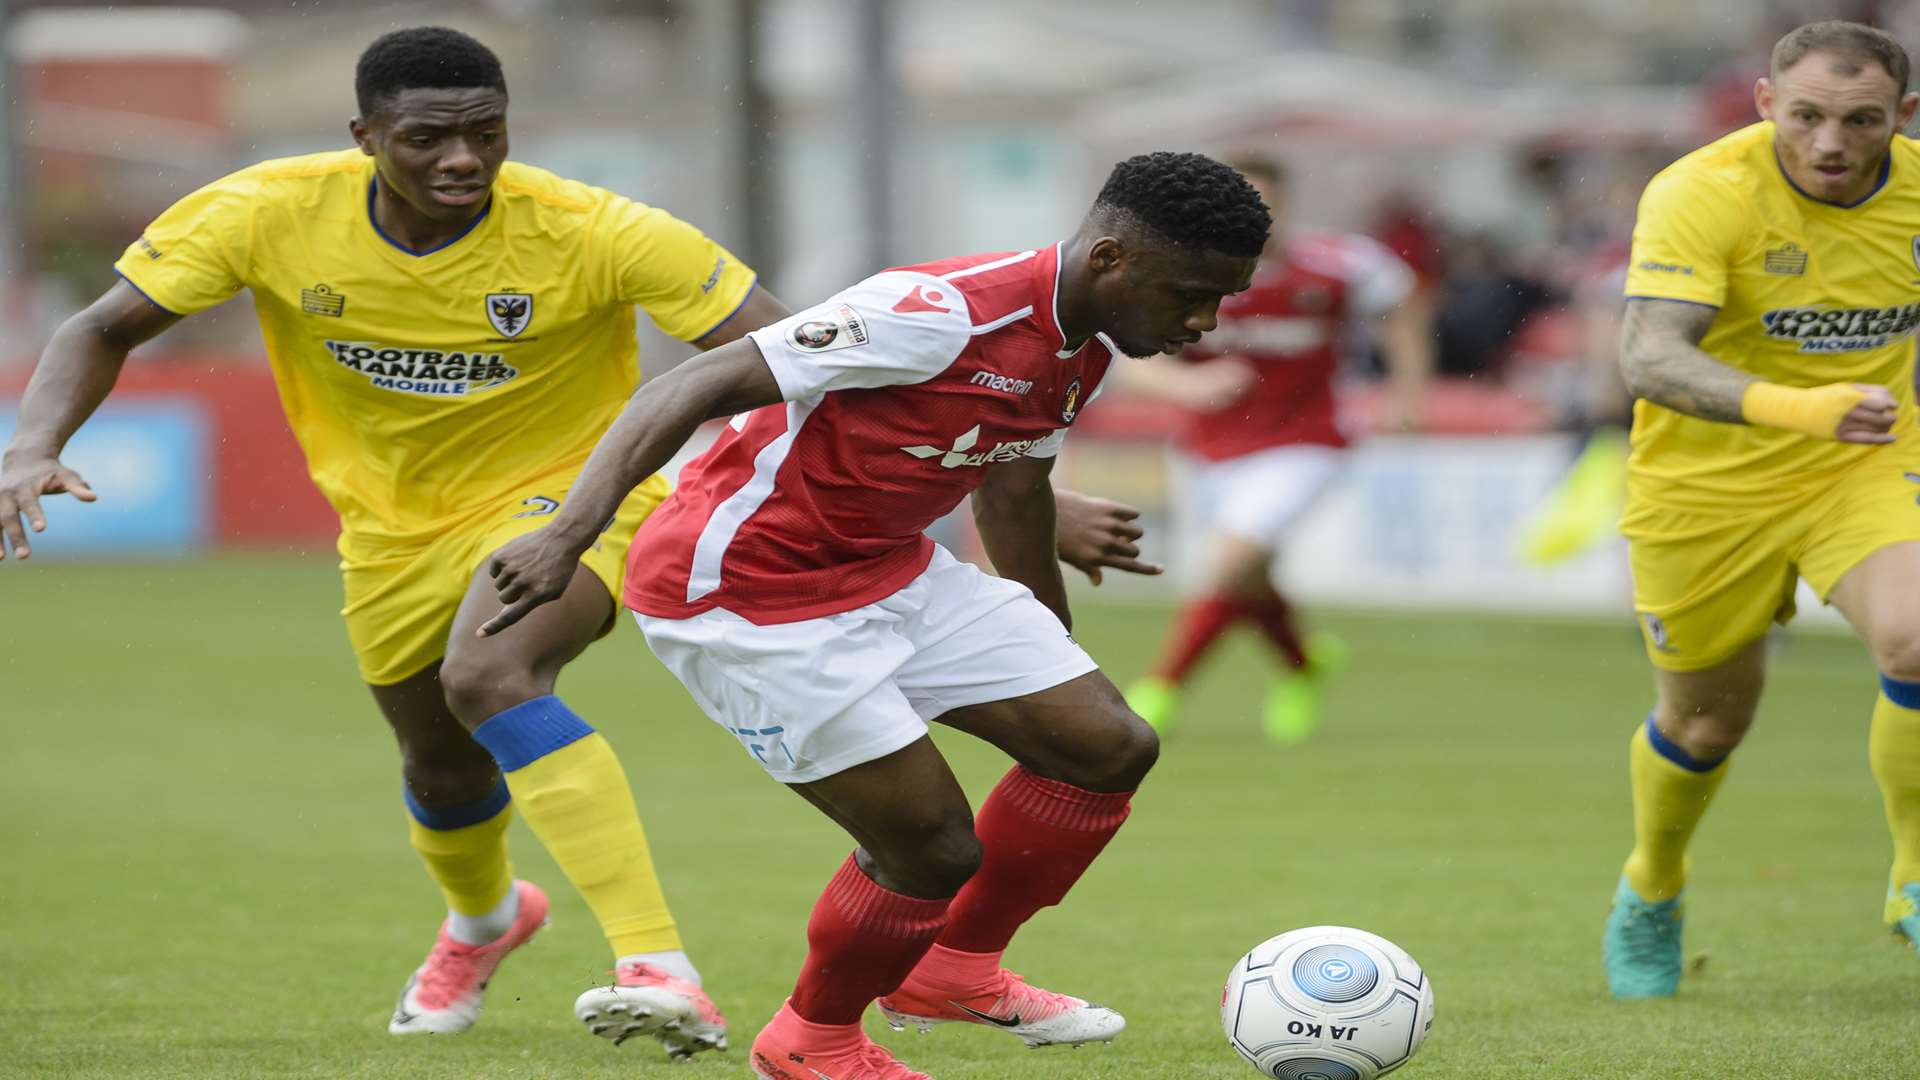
[475,151,1267,1080]
[1124,153,1433,745]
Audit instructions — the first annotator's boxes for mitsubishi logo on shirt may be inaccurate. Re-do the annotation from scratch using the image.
[902,424,1050,468]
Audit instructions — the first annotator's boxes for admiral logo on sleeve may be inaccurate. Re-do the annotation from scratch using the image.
[790,304,870,353]
[325,340,519,397]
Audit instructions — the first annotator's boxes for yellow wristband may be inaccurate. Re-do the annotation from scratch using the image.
[1739,381,1864,439]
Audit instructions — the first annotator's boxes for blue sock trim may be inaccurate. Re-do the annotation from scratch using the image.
[1643,714,1724,773]
[1881,674,1920,711]
[404,777,511,831]
[471,695,595,772]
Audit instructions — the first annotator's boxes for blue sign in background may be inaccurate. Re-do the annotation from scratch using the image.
[0,398,210,556]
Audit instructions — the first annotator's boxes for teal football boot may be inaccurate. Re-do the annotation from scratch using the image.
[1886,882,1920,953]
[1603,875,1683,998]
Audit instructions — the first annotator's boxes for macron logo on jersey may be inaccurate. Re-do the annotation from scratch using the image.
[969,370,1034,396]
[902,424,1050,468]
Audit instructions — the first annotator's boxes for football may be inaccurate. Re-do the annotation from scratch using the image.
[1220,926,1435,1079]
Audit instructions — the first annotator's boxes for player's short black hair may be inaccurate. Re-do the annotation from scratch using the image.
[1772,20,1911,93]
[1222,152,1287,189]
[355,26,507,118]
[1090,152,1271,259]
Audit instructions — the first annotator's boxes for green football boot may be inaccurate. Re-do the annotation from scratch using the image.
[1885,881,1920,953]
[1124,675,1180,736]
[1603,875,1684,998]
[1262,632,1348,746]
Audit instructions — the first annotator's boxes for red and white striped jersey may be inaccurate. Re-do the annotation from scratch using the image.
[627,242,1115,624]
[1181,231,1412,460]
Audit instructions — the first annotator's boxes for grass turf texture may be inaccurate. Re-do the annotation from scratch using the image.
[3,554,1913,1079]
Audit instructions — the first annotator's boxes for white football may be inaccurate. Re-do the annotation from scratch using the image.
[1220,925,1435,1079]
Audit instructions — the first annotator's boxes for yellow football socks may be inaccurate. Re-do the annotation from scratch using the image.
[405,780,515,916]
[474,696,683,956]
[1871,679,1920,891]
[1623,716,1729,903]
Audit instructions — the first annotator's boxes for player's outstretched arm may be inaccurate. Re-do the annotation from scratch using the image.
[1620,297,1896,443]
[478,340,785,636]
[1052,488,1163,585]
[0,281,181,560]
[973,455,1073,631]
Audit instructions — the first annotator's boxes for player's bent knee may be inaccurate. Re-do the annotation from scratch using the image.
[1655,709,1749,762]
[1869,623,1920,683]
[1058,706,1160,793]
[438,652,549,729]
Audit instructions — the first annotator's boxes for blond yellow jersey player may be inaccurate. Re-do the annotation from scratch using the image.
[1603,19,1920,998]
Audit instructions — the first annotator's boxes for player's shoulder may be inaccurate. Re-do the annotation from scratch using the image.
[193,148,369,206]
[1891,132,1920,175]
[1645,123,1773,205]
[1289,231,1402,277]
[492,160,609,216]
[893,249,1044,329]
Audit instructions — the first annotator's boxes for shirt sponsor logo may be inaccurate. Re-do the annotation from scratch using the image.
[486,291,533,338]
[1763,243,1808,275]
[701,256,727,294]
[135,236,162,260]
[325,339,519,397]
[1637,260,1693,276]
[902,424,1049,468]
[1760,303,1920,352]
[301,283,346,317]
[790,304,869,353]
[969,370,1033,396]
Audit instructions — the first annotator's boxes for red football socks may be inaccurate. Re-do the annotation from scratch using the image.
[1155,592,1309,681]
[1153,595,1243,681]
[789,853,951,1026]
[937,766,1134,955]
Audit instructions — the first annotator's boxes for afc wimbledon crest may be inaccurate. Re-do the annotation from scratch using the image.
[487,291,533,338]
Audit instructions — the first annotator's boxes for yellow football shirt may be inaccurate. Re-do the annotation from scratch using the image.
[1623,121,1920,511]
[113,149,756,543]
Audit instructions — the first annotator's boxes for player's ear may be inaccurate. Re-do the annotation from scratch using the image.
[349,117,375,156]
[1087,236,1127,276]
[1753,77,1775,122]
[1897,91,1919,132]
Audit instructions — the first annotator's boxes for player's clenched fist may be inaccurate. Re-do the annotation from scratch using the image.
[478,529,588,637]
[0,454,96,561]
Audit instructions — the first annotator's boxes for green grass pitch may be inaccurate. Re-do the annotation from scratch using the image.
[3,555,1914,1078]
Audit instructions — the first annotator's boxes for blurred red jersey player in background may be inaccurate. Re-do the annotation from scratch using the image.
[1124,152,1433,744]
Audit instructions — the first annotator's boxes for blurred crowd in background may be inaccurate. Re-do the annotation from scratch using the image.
[0,0,1912,601]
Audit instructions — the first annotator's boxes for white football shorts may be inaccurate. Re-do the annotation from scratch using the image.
[1180,443,1344,549]
[636,545,1099,784]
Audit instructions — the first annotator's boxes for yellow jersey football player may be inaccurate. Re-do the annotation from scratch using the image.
[0,27,773,1054]
[1604,19,1920,998]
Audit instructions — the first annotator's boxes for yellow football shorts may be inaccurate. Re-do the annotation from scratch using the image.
[1625,441,1920,672]
[339,470,673,686]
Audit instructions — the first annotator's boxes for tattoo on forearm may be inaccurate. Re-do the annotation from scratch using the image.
[1619,298,1750,423]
